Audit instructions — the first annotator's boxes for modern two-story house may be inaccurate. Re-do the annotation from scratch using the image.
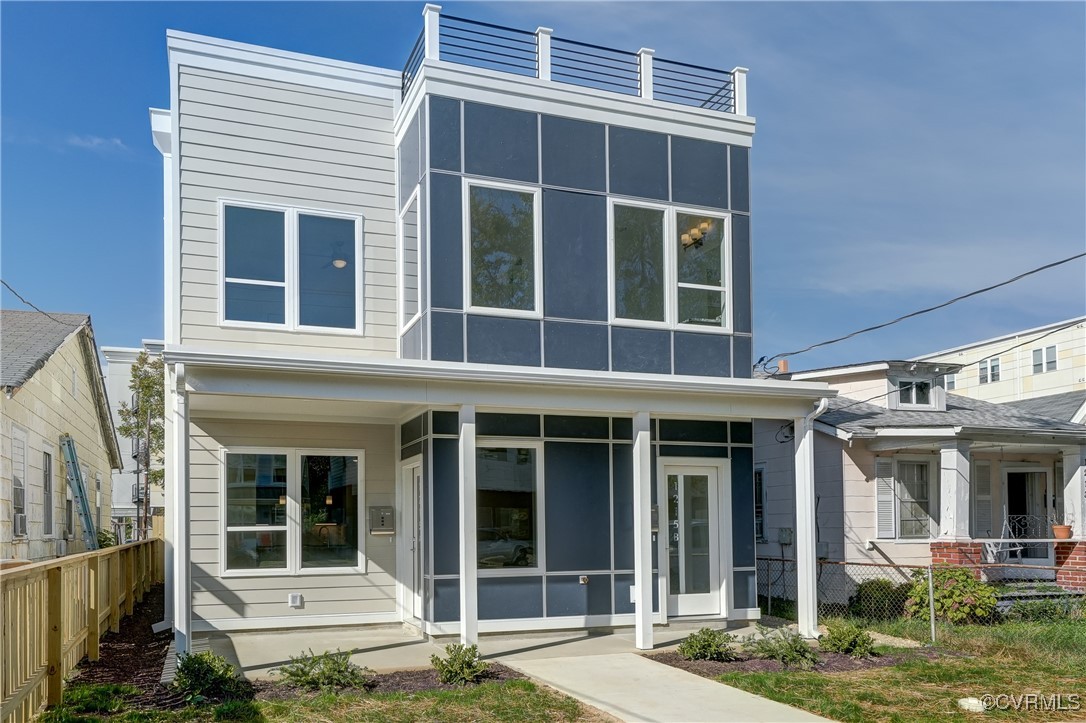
[153,5,834,654]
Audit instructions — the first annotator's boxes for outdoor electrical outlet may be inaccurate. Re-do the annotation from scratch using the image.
[288,593,303,608]
[579,576,589,584]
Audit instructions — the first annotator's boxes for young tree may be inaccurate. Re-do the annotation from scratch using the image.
[117,351,165,487]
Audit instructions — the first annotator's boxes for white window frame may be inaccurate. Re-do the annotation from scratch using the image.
[474,438,545,577]
[461,178,544,319]
[1032,345,1057,374]
[218,199,366,336]
[43,447,55,538]
[895,456,938,541]
[95,471,102,530]
[398,187,422,333]
[979,357,1000,384]
[219,447,367,578]
[607,198,733,334]
[892,377,937,409]
[944,372,956,391]
[12,426,27,535]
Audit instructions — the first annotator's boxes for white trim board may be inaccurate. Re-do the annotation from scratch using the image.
[192,611,400,633]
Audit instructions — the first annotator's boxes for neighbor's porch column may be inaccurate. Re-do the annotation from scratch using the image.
[458,405,478,645]
[171,364,191,654]
[633,412,654,650]
[793,405,822,639]
[939,441,971,540]
[1063,446,1086,534]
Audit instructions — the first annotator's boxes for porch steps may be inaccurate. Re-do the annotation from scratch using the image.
[993,581,1085,613]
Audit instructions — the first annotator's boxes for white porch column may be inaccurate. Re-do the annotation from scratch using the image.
[172,364,191,654]
[939,441,971,539]
[458,405,478,645]
[632,412,654,650]
[162,364,175,625]
[423,4,441,61]
[1063,446,1086,534]
[794,400,826,639]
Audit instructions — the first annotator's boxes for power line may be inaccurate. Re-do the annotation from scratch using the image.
[756,252,1086,371]
[0,279,71,326]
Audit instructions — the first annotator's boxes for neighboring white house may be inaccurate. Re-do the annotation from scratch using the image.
[912,316,1086,404]
[1,310,122,562]
[754,360,1086,598]
[151,6,836,655]
[102,343,166,543]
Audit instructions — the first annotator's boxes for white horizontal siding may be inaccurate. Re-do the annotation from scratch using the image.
[188,418,398,624]
[177,64,398,356]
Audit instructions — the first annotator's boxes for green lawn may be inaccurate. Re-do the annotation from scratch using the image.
[40,679,600,723]
[720,619,1086,722]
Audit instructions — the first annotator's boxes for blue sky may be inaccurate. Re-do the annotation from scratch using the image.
[2,1,1083,370]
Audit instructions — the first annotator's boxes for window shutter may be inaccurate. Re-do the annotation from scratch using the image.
[973,462,993,538]
[876,458,895,539]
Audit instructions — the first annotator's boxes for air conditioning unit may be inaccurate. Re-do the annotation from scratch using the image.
[13,513,27,537]
[55,539,68,557]
[12,487,25,511]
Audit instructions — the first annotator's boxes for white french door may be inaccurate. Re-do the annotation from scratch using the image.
[665,465,721,616]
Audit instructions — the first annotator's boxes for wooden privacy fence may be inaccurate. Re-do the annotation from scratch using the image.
[0,539,163,723]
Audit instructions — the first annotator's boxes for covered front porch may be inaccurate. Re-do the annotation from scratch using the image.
[164,350,832,654]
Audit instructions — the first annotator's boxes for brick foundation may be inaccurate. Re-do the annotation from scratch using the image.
[1055,541,1086,592]
[929,541,985,566]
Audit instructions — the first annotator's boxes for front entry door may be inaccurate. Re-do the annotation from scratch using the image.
[666,466,721,616]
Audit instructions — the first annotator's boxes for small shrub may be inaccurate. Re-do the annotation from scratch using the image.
[904,566,997,624]
[174,650,250,702]
[274,648,373,691]
[96,529,117,548]
[741,624,819,670]
[847,579,910,620]
[1005,597,1082,623]
[677,627,738,662]
[820,621,876,658]
[430,643,489,685]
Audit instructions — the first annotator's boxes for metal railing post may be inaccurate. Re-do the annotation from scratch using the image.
[423,4,441,61]
[536,27,552,81]
[927,565,937,645]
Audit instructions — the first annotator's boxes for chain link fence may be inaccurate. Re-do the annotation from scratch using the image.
[757,557,1086,644]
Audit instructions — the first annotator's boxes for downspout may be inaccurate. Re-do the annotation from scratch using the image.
[795,397,829,639]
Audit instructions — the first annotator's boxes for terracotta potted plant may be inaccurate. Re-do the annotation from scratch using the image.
[1051,512,1073,540]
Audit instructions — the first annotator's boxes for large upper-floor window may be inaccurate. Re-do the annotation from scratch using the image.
[1032,345,1057,374]
[609,201,731,331]
[221,201,364,333]
[463,180,542,316]
[978,357,1000,384]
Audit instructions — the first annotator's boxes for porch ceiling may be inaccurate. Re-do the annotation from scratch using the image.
[188,393,417,424]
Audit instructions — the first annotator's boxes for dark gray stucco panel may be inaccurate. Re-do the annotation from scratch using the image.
[431,310,464,362]
[733,335,753,378]
[543,190,608,321]
[541,115,606,192]
[733,570,757,609]
[612,443,633,571]
[730,446,755,568]
[478,577,543,619]
[429,173,463,309]
[611,326,670,374]
[608,126,668,201]
[673,332,731,377]
[464,102,539,183]
[729,145,750,213]
[547,575,612,617]
[545,442,611,571]
[731,214,751,334]
[466,315,541,366]
[614,573,659,614]
[543,321,608,371]
[434,578,460,622]
[429,96,461,172]
[432,438,460,575]
[671,135,727,209]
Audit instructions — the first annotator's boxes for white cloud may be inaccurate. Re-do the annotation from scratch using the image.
[66,134,127,152]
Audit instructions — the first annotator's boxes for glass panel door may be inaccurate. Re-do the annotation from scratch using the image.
[666,467,720,616]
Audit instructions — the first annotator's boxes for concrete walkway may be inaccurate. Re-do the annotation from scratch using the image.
[506,653,829,723]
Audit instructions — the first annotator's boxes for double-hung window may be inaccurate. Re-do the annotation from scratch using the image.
[1032,345,1057,374]
[43,450,53,537]
[223,449,364,575]
[463,180,542,316]
[896,379,932,406]
[12,426,26,534]
[610,201,731,331]
[221,201,364,332]
[978,357,1000,384]
[875,457,939,540]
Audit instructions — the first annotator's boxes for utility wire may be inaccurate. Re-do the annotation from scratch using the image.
[1,279,71,325]
[756,252,1086,371]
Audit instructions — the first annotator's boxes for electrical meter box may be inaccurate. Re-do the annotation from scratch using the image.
[368,506,395,535]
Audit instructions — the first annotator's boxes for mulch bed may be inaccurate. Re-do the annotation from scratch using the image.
[646,649,923,676]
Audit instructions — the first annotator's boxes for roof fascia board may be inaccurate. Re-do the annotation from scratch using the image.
[167,30,400,101]
[912,316,1086,361]
[149,108,171,156]
[396,61,755,146]
[78,325,123,470]
[815,420,851,441]
[875,427,961,437]
[1072,400,1086,425]
[790,362,890,381]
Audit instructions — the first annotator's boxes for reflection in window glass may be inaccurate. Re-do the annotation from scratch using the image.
[225,453,287,570]
[301,454,360,568]
[224,205,286,324]
[402,199,420,322]
[897,462,932,539]
[613,205,665,322]
[225,283,285,324]
[676,212,726,327]
[299,214,356,329]
[477,447,536,568]
[469,186,536,311]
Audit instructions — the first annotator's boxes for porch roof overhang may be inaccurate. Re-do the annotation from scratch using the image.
[836,424,1086,453]
[164,346,834,421]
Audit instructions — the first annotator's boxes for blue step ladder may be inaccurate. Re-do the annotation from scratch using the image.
[60,433,99,550]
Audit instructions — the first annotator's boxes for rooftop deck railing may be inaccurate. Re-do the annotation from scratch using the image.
[401,4,747,115]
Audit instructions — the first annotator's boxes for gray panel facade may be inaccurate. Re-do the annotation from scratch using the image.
[465,315,541,366]
[543,321,609,371]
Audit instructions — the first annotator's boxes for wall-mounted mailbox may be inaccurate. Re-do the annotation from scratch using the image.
[369,506,395,535]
